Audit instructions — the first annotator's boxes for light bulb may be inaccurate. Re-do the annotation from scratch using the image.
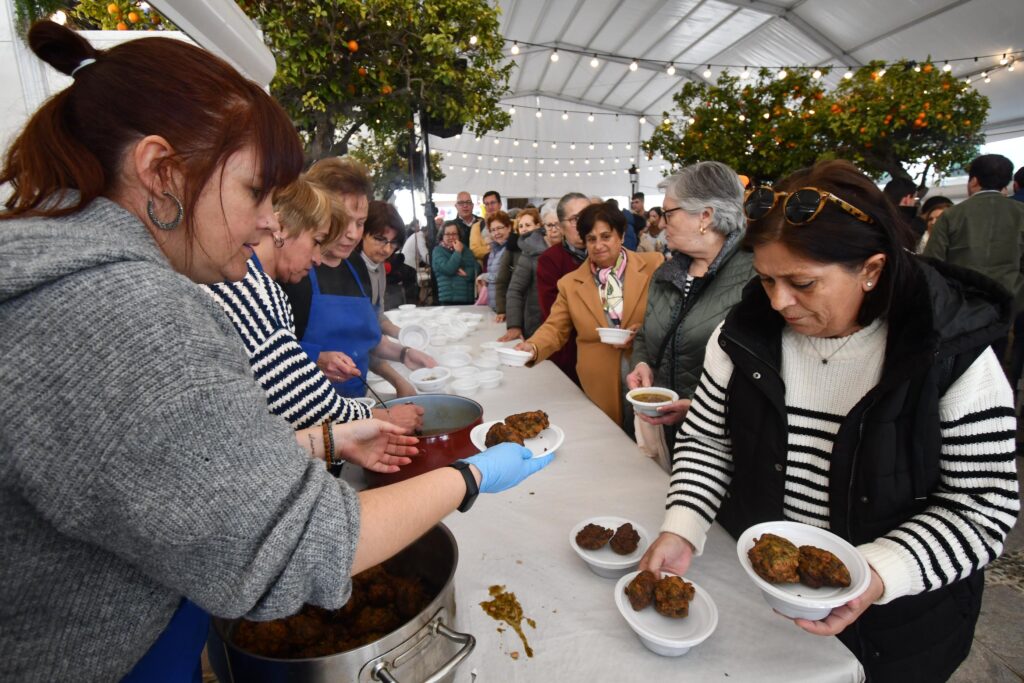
[1000,54,1008,66]
[777,69,788,80]
[469,35,478,46]
[663,117,672,126]
[562,111,569,120]
[535,109,542,118]
[607,143,613,150]
[667,63,676,76]
[763,112,770,119]
[738,114,746,122]
[570,142,576,150]
[943,62,952,72]
[532,141,538,148]
[638,116,647,125]
[550,50,559,63]
[843,70,853,79]
[741,67,750,79]
[494,138,500,144]
[703,66,712,79]
[510,42,519,56]
[812,69,822,79]
[629,60,638,72]
[587,113,595,122]
[590,55,599,68]
[509,106,516,115]
[513,139,519,146]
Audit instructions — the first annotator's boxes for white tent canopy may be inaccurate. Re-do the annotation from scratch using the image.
[432,0,1023,199]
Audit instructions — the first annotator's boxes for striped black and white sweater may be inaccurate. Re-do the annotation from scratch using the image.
[664,320,1020,605]
[204,258,371,429]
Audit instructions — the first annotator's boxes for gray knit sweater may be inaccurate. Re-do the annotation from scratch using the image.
[0,199,361,681]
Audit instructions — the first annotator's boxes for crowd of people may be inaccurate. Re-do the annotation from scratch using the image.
[1,20,1022,683]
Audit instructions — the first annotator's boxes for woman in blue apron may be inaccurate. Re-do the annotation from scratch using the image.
[303,260,382,397]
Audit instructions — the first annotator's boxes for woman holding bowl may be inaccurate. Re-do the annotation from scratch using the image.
[625,162,755,462]
[640,160,1019,682]
[516,202,663,424]
[0,22,551,681]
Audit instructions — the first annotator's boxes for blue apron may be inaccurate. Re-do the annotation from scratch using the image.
[304,261,381,397]
[121,598,208,682]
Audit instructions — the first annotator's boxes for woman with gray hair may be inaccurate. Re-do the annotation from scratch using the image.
[626,161,756,465]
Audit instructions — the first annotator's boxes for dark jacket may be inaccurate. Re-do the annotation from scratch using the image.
[537,242,587,384]
[494,233,520,316]
[632,231,754,404]
[503,230,548,336]
[717,257,1011,683]
[431,244,478,304]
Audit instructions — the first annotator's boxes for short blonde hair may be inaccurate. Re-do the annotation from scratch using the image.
[273,176,336,242]
[306,156,373,198]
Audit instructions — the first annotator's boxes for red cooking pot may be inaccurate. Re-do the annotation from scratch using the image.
[365,394,483,487]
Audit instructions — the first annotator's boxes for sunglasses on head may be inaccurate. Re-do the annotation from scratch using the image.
[744,186,874,225]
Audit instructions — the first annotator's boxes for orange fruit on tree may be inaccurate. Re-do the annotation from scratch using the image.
[346,84,356,95]
[358,66,367,77]
[347,40,359,52]
[381,84,393,95]
[107,3,119,14]
[922,64,933,73]
[128,11,139,23]
[116,21,128,30]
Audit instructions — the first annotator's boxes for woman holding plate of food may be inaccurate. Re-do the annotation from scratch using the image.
[640,160,1019,682]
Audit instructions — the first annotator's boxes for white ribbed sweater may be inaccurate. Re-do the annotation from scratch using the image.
[664,321,1020,604]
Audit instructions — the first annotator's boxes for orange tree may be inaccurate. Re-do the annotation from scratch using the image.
[644,67,832,184]
[347,131,445,200]
[824,60,988,182]
[645,62,988,184]
[68,1,171,30]
[238,0,512,159]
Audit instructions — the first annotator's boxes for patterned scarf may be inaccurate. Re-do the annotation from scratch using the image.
[591,250,628,326]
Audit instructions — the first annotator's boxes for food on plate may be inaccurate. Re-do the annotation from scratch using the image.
[630,392,672,403]
[505,410,550,439]
[232,562,430,658]
[485,421,525,448]
[653,575,696,618]
[748,533,800,584]
[624,570,658,611]
[609,522,641,555]
[798,545,852,589]
[575,523,614,550]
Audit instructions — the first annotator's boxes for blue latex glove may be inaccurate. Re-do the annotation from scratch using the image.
[461,442,554,493]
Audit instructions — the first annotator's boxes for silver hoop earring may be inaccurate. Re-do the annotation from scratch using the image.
[146,191,184,231]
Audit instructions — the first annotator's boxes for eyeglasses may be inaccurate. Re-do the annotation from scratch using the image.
[369,234,401,249]
[661,206,686,222]
[543,221,560,230]
[564,213,581,225]
[744,186,874,225]
[455,200,473,206]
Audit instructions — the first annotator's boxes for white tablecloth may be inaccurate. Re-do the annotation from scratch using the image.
[363,306,864,682]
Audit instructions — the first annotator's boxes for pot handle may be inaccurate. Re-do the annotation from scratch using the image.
[372,619,475,683]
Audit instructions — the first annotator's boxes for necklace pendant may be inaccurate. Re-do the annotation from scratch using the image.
[821,359,828,365]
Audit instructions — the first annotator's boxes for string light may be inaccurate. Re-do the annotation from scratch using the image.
[738,114,746,122]
[535,109,542,118]
[629,60,638,72]
[812,69,822,79]
[741,66,751,79]
[638,116,647,125]
[513,140,519,146]
[588,143,595,150]
[703,65,712,79]
[877,68,886,78]
[469,35,478,46]
[532,141,538,148]
[666,63,676,76]
[509,106,516,115]
[562,111,569,120]
[510,42,519,55]
[843,70,854,79]
[1000,54,1008,66]
[777,68,788,80]
[1010,60,1016,72]
[550,49,559,63]
[590,55,599,68]
[570,142,576,150]
[663,116,672,125]
[587,113,595,122]
[943,61,952,72]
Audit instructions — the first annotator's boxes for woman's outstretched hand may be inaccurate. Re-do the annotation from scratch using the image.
[335,419,419,474]
[639,532,695,577]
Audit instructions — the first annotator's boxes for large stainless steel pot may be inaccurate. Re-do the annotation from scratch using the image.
[365,394,483,487]
[207,524,473,683]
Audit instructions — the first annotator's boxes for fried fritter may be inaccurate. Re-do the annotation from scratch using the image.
[654,575,695,618]
[505,410,549,439]
[625,570,657,611]
[485,421,525,447]
[575,523,614,550]
[609,523,641,555]
[748,533,800,584]
[798,545,852,589]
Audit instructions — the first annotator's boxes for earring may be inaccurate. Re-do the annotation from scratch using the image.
[866,281,873,288]
[272,233,286,248]
[146,191,183,231]
[699,224,707,235]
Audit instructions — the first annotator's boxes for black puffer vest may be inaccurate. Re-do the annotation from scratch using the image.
[715,257,1011,682]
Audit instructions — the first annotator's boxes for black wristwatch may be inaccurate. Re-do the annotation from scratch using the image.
[449,461,479,513]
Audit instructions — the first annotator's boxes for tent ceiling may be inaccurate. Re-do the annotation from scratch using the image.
[431,0,1023,198]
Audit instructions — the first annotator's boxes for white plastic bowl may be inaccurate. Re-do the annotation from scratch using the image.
[597,327,635,345]
[409,367,451,393]
[450,367,478,379]
[477,370,504,389]
[570,516,650,578]
[437,351,473,368]
[626,387,680,417]
[398,304,416,311]
[614,571,718,657]
[398,324,430,351]
[450,377,480,396]
[736,521,871,621]
[473,354,500,370]
[447,345,473,356]
[430,333,451,347]
[496,347,532,367]
[479,341,504,351]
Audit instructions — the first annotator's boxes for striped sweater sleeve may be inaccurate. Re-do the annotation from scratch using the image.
[203,262,371,429]
[662,323,736,555]
[858,348,1020,604]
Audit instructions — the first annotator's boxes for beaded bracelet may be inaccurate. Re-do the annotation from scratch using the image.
[321,420,336,469]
